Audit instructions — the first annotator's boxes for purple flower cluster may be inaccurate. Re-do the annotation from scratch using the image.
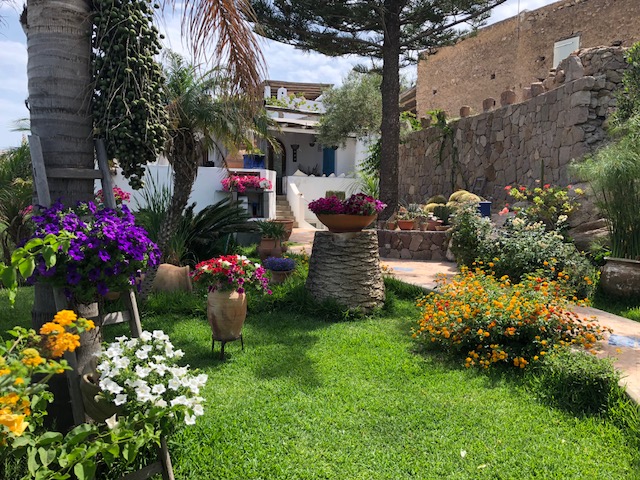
[308,194,386,216]
[263,256,296,272]
[28,201,161,303]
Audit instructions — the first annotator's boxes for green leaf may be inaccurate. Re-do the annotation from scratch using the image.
[38,446,57,467]
[27,447,40,476]
[73,459,96,480]
[23,238,44,252]
[1,266,17,289]
[65,423,95,446]
[12,435,34,448]
[18,256,36,279]
[37,431,63,447]
[41,246,57,268]
[10,247,25,264]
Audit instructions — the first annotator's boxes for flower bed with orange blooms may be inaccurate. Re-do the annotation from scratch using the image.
[413,268,609,370]
[0,310,94,441]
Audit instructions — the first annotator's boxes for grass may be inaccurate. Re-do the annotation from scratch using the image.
[1,283,639,479]
[591,289,640,322]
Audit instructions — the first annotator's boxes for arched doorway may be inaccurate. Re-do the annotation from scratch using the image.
[268,138,287,194]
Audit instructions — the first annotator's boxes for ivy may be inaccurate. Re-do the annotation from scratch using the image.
[92,0,168,189]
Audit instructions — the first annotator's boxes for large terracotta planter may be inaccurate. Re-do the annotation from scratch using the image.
[270,219,294,241]
[600,257,640,298]
[316,214,377,233]
[207,290,248,341]
[258,237,283,261]
[80,373,122,423]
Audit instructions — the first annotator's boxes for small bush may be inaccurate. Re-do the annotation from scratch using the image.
[530,348,624,415]
[450,204,493,267]
[413,268,609,370]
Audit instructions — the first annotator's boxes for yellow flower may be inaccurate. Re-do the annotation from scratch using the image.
[39,322,62,336]
[53,310,77,327]
[13,378,24,386]
[0,413,28,436]
[21,348,44,367]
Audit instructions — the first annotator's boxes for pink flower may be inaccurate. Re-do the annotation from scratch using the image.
[543,184,551,189]
[519,186,526,192]
[499,207,509,216]
[504,186,512,191]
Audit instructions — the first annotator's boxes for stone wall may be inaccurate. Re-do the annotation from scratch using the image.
[378,230,449,260]
[400,47,626,207]
[416,0,640,117]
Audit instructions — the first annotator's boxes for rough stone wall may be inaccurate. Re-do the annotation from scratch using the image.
[400,47,626,207]
[417,0,640,117]
[378,231,449,260]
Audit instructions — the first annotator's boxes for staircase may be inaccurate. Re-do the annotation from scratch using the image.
[276,195,298,227]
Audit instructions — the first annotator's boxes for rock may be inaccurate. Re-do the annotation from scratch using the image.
[460,106,471,118]
[482,98,496,112]
[530,82,545,97]
[560,55,585,82]
[500,90,517,106]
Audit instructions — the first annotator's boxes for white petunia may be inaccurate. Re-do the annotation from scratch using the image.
[151,384,166,395]
[170,395,188,407]
[152,330,168,341]
[155,398,168,408]
[184,414,196,425]
[168,378,182,391]
[114,394,128,406]
[135,349,149,360]
[193,404,204,416]
[105,414,118,430]
[99,379,123,395]
[114,356,130,369]
[173,349,184,359]
[140,331,153,342]
[135,365,151,378]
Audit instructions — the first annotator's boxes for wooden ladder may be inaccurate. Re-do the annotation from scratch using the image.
[29,135,174,480]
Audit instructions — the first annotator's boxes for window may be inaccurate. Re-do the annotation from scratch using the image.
[553,36,580,69]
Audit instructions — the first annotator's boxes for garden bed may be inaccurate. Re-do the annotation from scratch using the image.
[378,229,449,260]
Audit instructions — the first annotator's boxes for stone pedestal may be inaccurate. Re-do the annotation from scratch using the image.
[306,231,385,312]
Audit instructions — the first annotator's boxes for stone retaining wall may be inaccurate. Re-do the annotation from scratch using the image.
[400,46,627,210]
[378,230,449,260]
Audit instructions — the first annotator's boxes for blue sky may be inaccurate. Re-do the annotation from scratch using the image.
[0,0,556,149]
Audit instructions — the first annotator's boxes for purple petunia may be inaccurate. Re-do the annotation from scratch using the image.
[26,200,161,304]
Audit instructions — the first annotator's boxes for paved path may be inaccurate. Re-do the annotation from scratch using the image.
[289,228,640,403]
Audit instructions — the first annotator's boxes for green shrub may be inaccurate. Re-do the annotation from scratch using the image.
[530,348,625,415]
[414,268,608,370]
[450,205,492,267]
[451,209,598,299]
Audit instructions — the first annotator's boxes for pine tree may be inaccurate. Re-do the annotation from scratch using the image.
[250,0,506,216]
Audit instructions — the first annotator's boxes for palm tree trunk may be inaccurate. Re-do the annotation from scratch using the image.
[23,0,95,431]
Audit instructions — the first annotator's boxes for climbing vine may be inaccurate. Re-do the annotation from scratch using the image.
[428,109,468,192]
[92,0,168,189]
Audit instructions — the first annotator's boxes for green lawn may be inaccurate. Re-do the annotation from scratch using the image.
[2,286,639,479]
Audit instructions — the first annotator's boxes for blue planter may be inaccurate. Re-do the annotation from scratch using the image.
[243,154,265,169]
[478,201,491,217]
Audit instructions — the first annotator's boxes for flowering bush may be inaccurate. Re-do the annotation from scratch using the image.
[221,175,272,192]
[95,330,207,427]
[191,255,271,294]
[308,193,386,215]
[413,268,609,370]
[263,256,296,271]
[27,201,161,303]
[451,210,598,299]
[505,183,583,231]
[95,186,131,207]
[0,310,94,442]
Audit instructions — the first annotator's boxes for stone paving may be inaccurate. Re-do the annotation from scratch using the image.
[289,227,640,404]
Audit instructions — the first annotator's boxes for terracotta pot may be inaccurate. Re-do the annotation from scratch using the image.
[435,225,450,231]
[419,222,428,231]
[386,221,397,230]
[258,237,283,261]
[80,373,122,423]
[270,219,294,241]
[315,214,377,233]
[397,219,416,230]
[426,219,439,231]
[207,290,247,341]
[152,264,192,293]
[270,269,294,285]
[600,257,640,298]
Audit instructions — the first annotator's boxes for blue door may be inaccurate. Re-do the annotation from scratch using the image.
[322,148,336,175]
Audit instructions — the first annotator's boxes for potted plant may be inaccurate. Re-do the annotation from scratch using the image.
[192,255,271,352]
[396,205,417,230]
[263,256,296,284]
[26,201,161,304]
[221,174,272,192]
[433,204,454,231]
[256,220,287,260]
[574,124,640,297]
[308,193,386,233]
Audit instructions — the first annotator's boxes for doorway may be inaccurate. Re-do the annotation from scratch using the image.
[268,139,287,194]
[322,147,336,176]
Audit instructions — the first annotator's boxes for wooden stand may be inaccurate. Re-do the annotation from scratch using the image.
[30,135,175,480]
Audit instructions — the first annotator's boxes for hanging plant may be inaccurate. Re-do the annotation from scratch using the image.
[92,0,168,189]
